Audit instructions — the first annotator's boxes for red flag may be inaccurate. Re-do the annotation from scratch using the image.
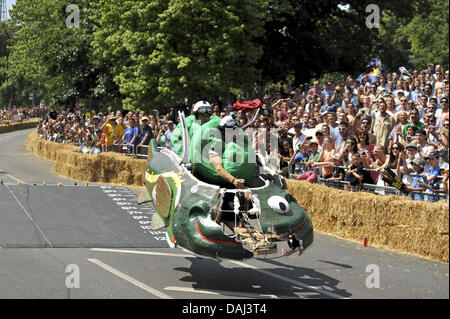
[232,99,262,112]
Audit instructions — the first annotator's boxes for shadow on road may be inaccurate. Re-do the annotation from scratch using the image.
[174,257,352,299]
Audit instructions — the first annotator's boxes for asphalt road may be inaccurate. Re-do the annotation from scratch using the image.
[0,128,448,300]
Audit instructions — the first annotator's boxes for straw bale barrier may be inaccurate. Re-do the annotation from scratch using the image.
[26,130,448,262]
[27,131,147,186]
[286,179,449,263]
[0,118,41,134]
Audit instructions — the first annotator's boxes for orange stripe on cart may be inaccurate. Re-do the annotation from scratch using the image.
[196,219,242,246]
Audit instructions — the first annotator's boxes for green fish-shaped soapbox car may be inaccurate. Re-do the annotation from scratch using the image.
[138,112,313,260]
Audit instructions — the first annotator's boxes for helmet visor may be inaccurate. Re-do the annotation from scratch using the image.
[222,118,241,129]
[196,105,212,114]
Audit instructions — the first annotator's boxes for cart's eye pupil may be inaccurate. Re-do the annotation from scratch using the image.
[268,196,290,214]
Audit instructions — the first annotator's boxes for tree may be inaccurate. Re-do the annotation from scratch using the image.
[403,0,449,69]
[375,9,413,73]
[7,0,120,109]
[256,0,384,87]
[92,0,268,111]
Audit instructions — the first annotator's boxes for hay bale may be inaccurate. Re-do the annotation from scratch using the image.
[0,118,41,134]
[27,131,147,187]
[286,179,449,263]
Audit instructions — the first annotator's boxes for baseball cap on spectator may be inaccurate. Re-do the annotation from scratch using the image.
[425,152,439,159]
[412,157,425,168]
[361,114,372,122]
[294,122,302,128]
[440,162,449,171]
[406,143,418,150]
[319,111,332,118]
[93,115,101,120]
[142,116,149,121]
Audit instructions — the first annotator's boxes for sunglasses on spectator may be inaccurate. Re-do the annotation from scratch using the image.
[339,128,347,131]
[392,146,400,150]
[347,142,355,145]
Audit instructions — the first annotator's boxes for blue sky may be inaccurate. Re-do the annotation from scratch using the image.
[6,0,15,12]
[6,0,15,9]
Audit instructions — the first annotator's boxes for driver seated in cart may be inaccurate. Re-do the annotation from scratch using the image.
[190,113,256,189]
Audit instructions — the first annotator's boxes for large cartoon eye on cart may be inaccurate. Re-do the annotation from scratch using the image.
[138,111,313,260]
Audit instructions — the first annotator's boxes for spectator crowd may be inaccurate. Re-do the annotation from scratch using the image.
[0,106,47,122]
[16,62,450,201]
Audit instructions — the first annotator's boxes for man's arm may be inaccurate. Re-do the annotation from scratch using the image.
[209,153,245,188]
[140,133,150,146]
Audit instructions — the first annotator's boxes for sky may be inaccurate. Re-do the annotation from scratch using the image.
[6,0,15,18]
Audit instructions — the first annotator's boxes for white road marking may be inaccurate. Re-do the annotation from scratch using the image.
[4,185,53,248]
[164,286,285,299]
[228,260,349,299]
[90,248,192,258]
[5,174,26,184]
[87,258,173,299]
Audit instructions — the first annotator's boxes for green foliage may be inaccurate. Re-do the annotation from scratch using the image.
[7,0,120,109]
[92,0,268,112]
[257,0,380,86]
[313,72,348,87]
[402,0,449,69]
[375,9,412,73]
[375,0,449,72]
[1,0,448,110]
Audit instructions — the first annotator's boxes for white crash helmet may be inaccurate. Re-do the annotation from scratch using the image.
[193,101,212,115]
[220,113,241,129]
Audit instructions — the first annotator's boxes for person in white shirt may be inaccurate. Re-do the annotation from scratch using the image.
[291,121,307,152]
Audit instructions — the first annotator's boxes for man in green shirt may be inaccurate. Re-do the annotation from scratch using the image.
[402,108,426,136]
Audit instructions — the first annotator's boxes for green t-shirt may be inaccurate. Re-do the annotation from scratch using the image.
[402,121,426,136]
[308,152,320,162]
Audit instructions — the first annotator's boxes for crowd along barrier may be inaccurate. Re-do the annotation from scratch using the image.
[27,131,449,263]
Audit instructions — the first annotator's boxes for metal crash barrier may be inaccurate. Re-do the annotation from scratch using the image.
[288,163,448,202]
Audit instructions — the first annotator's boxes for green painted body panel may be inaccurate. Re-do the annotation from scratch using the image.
[171,115,198,157]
